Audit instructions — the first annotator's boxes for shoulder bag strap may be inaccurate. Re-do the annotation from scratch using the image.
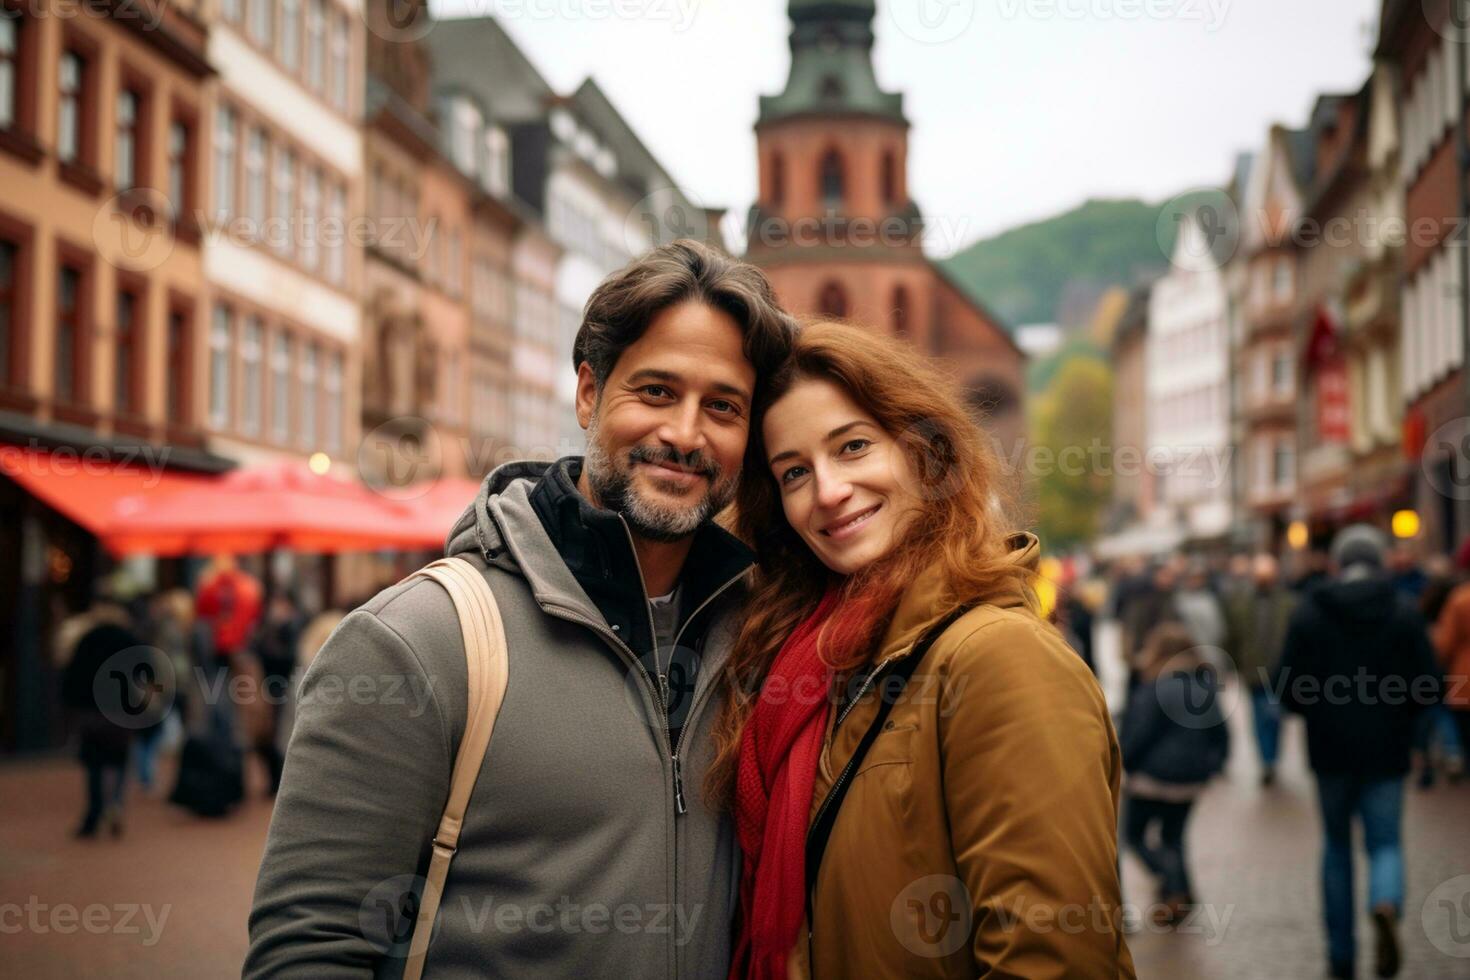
[805,606,971,917]
[401,556,510,980]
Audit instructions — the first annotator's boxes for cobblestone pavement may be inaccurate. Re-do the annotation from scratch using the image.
[2,677,1468,978]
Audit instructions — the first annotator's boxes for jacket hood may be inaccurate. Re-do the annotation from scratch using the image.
[443,459,611,624]
[1307,574,1400,623]
[877,530,1041,662]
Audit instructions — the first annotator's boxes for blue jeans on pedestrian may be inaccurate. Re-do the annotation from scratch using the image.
[1314,773,1405,968]
[1249,687,1281,769]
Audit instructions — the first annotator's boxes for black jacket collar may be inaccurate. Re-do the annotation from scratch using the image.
[528,457,753,657]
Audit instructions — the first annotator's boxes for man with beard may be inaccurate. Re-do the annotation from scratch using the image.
[246,240,794,979]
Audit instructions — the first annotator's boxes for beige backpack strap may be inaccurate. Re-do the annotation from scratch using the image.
[400,556,510,980]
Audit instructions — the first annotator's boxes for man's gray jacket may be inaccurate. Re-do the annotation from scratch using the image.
[245,459,752,978]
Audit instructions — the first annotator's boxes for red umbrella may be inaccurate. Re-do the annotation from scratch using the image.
[103,461,431,556]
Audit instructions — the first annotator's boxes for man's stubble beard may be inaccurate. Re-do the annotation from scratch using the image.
[583,411,738,543]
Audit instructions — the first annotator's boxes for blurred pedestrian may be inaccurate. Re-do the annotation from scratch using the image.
[250,588,307,796]
[1120,559,1182,676]
[1120,623,1229,925]
[1173,560,1226,656]
[1222,553,1295,786]
[57,596,161,839]
[1431,541,1470,780]
[194,555,265,788]
[1276,525,1443,980]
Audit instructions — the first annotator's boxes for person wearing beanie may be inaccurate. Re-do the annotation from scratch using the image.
[1274,524,1443,979]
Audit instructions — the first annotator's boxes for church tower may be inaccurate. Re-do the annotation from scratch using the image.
[748,0,1027,446]
[748,0,934,343]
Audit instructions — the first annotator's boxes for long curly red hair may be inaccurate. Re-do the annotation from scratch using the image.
[705,320,1034,805]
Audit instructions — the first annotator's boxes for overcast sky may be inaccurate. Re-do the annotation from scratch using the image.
[430,0,1381,255]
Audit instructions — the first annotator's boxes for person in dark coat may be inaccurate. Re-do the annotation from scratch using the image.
[1120,622,1229,925]
[1275,525,1444,980]
[59,603,165,838]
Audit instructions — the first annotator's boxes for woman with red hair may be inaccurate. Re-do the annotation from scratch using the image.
[711,321,1135,979]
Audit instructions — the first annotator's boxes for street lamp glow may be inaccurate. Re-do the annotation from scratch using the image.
[1391,509,1421,539]
[308,452,331,475]
[1286,521,1309,550]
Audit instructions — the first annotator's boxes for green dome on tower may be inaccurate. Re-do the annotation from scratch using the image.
[758,0,904,125]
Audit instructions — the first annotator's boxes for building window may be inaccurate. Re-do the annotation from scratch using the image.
[0,238,16,386]
[55,261,85,404]
[1272,257,1293,302]
[209,303,232,428]
[299,342,317,448]
[57,49,84,164]
[273,146,295,256]
[483,125,509,197]
[114,88,140,190]
[891,285,909,337]
[214,104,237,218]
[769,152,785,206]
[450,97,480,174]
[819,148,844,210]
[245,126,267,226]
[0,16,18,130]
[242,315,263,435]
[167,118,190,212]
[819,281,848,319]
[302,165,321,271]
[326,181,345,283]
[166,305,190,426]
[279,0,300,70]
[1271,349,1291,397]
[881,150,897,205]
[329,11,348,112]
[115,286,140,414]
[1272,439,1293,490]
[323,348,342,453]
[248,0,271,48]
[306,0,325,91]
[270,330,291,443]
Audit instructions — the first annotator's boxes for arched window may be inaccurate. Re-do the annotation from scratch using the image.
[891,285,910,337]
[770,151,785,206]
[819,148,844,210]
[881,150,898,205]
[819,281,848,319]
[819,74,844,101]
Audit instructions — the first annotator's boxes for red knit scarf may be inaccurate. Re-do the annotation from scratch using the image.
[729,590,841,980]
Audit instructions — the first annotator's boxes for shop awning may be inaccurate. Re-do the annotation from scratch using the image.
[102,460,434,556]
[4,446,489,557]
[0,445,217,542]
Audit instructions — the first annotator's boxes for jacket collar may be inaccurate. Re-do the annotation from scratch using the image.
[873,531,1041,664]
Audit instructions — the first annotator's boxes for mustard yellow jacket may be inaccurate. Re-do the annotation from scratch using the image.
[792,533,1136,979]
